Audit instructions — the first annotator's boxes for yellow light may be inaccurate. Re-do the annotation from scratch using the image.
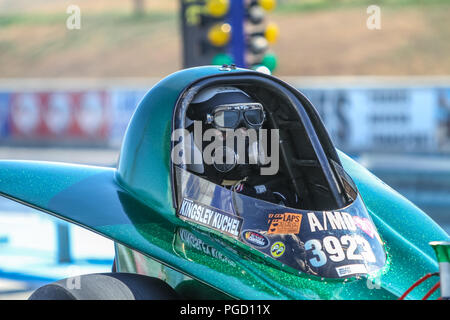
[265,22,279,44]
[258,0,276,11]
[208,23,231,47]
[206,0,229,17]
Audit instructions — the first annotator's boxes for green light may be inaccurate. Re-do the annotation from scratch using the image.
[211,53,233,66]
[262,53,278,72]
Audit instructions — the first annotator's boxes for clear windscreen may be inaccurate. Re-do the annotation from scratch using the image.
[175,166,386,279]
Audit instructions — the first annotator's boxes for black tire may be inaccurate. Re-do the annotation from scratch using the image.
[28,272,180,300]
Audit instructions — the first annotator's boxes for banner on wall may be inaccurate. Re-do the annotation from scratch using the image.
[0,93,10,138]
[109,90,147,148]
[7,91,110,145]
[300,87,440,153]
[0,85,449,153]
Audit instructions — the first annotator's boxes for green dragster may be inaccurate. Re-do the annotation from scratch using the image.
[0,66,448,300]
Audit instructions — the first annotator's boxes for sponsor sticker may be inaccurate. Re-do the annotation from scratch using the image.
[352,216,376,238]
[178,198,243,237]
[270,241,286,258]
[234,183,244,192]
[335,264,368,277]
[241,230,270,248]
[267,213,302,234]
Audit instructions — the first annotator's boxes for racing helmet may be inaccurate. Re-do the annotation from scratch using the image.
[184,85,266,184]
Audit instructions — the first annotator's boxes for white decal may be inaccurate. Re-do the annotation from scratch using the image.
[336,264,368,277]
[341,235,363,261]
[323,236,345,262]
[307,212,323,232]
[305,235,377,271]
[178,198,242,237]
[305,239,327,267]
[307,211,358,232]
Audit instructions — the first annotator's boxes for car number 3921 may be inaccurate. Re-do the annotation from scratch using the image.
[305,235,376,267]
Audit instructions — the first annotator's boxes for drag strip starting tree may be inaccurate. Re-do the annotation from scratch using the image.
[180,0,278,73]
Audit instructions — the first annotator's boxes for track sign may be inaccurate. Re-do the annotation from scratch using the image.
[11,93,40,135]
[46,93,71,134]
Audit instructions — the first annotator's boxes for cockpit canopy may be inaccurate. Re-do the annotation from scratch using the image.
[171,72,386,279]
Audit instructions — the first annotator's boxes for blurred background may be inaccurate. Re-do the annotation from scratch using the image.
[0,0,449,299]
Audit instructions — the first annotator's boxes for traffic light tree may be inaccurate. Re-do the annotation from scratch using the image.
[180,0,279,73]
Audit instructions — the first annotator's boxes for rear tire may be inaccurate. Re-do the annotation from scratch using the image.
[28,272,180,300]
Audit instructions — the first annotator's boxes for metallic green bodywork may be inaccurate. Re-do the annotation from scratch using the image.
[0,66,448,299]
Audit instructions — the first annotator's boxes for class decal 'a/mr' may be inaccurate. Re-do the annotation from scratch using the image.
[178,198,243,237]
[307,211,357,232]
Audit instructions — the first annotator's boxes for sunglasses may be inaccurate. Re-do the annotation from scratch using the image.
[205,103,265,130]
